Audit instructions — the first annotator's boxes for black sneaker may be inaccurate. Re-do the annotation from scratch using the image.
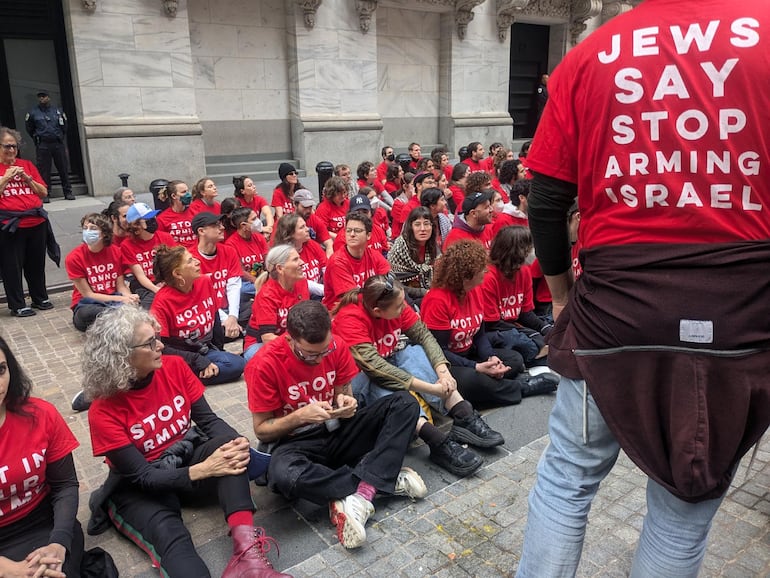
[451,411,505,448]
[429,438,483,477]
[64,192,76,201]
[31,300,54,311]
[11,307,36,317]
[71,390,91,412]
[521,373,559,398]
[42,195,50,204]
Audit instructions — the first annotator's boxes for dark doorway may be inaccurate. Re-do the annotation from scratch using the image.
[0,0,85,196]
[508,23,550,140]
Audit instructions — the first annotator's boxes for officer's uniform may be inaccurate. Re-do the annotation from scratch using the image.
[25,94,74,200]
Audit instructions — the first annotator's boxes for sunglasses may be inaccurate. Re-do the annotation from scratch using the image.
[1,143,18,150]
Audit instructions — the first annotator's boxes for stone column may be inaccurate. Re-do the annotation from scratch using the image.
[287,0,382,175]
[64,0,204,195]
[438,0,513,156]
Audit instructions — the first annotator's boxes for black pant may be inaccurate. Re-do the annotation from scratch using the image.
[268,391,419,504]
[0,497,84,578]
[0,221,49,311]
[73,303,109,331]
[106,435,255,578]
[450,347,526,407]
[36,141,72,196]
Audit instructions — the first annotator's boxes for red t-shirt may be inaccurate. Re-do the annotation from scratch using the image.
[246,335,359,417]
[527,2,770,247]
[443,226,493,251]
[190,244,242,310]
[239,195,268,215]
[65,243,123,309]
[156,208,196,246]
[462,158,485,173]
[298,240,327,284]
[0,399,78,527]
[421,286,485,353]
[225,232,268,275]
[391,197,409,238]
[332,222,388,255]
[482,156,495,174]
[490,212,529,238]
[572,238,584,281]
[271,186,295,215]
[376,161,391,183]
[480,264,535,323]
[245,277,309,349]
[332,295,419,358]
[89,356,205,463]
[322,247,391,310]
[189,199,221,216]
[449,185,465,214]
[0,159,45,228]
[151,275,218,340]
[303,212,331,245]
[528,260,552,304]
[121,232,177,282]
[314,199,349,237]
[384,181,399,194]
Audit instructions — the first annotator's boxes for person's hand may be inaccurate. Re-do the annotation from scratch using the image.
[435,367,457,395]
[25,544,66,577]
[199,363,219,379]
[198,438,250,478]
[222,315,242,339]
[120,293,140,305]
[475,357,510,379]
[0,553,65,578]
[3,166,23,180]
[297,401,333,423]
[330,394,357,419]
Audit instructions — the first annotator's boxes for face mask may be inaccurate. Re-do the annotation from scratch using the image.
[82,229,101,246]
[525,248,536,266]
[369,197,379,209]
[386,153,395,162]
[144,218,159,234]
[250,219,263,233]
[493,201,504,214]
[179,192,192,206]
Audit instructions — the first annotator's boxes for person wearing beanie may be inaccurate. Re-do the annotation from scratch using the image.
[272,163,305,219]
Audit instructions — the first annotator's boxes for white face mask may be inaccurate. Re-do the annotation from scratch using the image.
[250,219,263,233]
[369,197,379,210]
[82,229,101,246]
[525,248,536,266]
[493,201,504,214]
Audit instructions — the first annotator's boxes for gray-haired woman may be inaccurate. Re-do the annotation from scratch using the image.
[83,306,290,578]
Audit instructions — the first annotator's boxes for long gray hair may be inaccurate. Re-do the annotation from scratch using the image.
[81,306,158,400]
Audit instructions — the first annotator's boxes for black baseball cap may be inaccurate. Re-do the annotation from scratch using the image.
[462,190,493,214]
[191,211,223,232]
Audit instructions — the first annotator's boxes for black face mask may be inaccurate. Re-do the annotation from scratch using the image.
[144,218,159,234]
[386,153,395,162]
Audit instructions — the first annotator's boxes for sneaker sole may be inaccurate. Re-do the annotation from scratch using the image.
[329,502,366,549]
[11,308,36,317]
[450,426,505,448]
[429,453,484,477]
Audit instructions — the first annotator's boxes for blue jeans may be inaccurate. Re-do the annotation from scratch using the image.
[201,349,246,386]
[243,341,263,362]
[517,377,725,578]
[351,345,445,417]
[487,328,539,364]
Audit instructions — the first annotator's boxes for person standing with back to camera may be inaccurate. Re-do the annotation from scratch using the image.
[516,2,770,577]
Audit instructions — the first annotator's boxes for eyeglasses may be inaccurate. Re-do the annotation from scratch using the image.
[130,334,160,351]
[1,144,18,150]
[375,274,394,303]
[345,227,366,235]
[286,171,298,176]
[293,339,337,362]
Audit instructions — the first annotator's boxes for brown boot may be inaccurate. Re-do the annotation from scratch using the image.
[221,525,293,578]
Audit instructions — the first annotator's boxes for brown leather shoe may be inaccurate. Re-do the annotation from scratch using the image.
[221,525,292,578]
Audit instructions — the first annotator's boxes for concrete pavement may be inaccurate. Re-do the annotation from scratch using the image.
[1,289,767,577]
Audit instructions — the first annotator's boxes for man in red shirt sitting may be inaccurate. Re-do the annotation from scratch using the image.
[462,141,486,173]
[444,190,494,251]
[247,300,426,550]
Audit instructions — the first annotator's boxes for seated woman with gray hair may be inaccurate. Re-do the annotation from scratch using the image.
[83,306,290,578]
[243,244,310,361]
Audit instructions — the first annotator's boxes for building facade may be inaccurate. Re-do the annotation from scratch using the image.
[0,0,639,195]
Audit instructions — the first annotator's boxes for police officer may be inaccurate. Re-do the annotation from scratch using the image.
[25,90,74,201]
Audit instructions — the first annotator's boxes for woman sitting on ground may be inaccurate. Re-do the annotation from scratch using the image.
[384,163,403,196]
[189,177,221,216]
[390,172,415,239]
[482,226,552,367]
[272,163,304,219]
[420,240,558,407]
[83,306,289,578]
[243,244,310,361]
[233,175,273,239]
[102,200,131,247]
[388,207,437,304]
[333,275,504,477]
[112,186,135,205]
[155,180,196,246]
[447,163,470,215]
[271,213,326,294]
[66,212,138,332]
[420,187,452,248]
[224,207,269,299]
[0,336,85,578]
[150,245,246,385]
[314,176,350,241]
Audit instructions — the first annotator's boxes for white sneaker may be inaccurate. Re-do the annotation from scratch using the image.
[329,493,374,549]
[394,466,427,499]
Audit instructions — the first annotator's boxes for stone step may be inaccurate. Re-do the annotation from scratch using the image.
[204,159,304,176]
